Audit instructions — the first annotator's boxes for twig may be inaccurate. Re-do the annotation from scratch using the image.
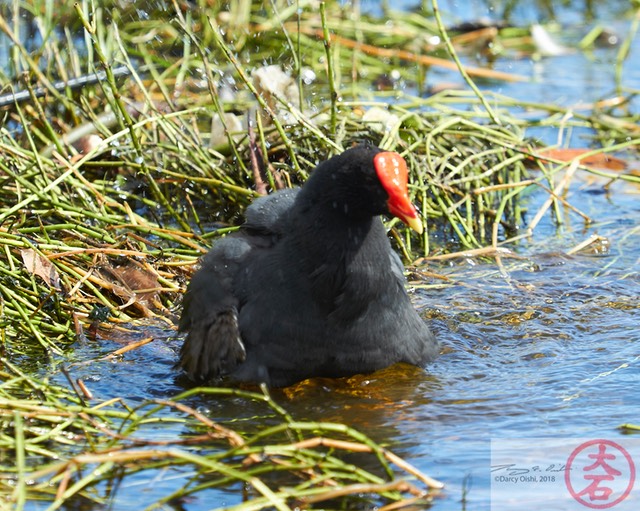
[303,28,527,82]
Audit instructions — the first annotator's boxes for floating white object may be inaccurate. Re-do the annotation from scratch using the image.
[362,107,401,133]
[252,65,300,125]
[531,24,573,57]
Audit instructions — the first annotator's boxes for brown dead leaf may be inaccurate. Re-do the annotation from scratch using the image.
[536,148,627,171]
[21,249,61,290]
[96,258,161,316]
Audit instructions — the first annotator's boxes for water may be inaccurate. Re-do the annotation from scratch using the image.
[396,0,640,147]
[52,156,639,508]
[16,1,640,509]
[56,200,639,509]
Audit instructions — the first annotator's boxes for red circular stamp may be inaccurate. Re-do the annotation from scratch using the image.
[565,439,636,509]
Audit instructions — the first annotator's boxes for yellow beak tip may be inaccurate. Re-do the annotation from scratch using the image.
[407,215,424,235]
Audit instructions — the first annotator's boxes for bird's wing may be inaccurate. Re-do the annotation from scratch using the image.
[178,236,251,381]
[244,188,298,234]
[178,189,299,383]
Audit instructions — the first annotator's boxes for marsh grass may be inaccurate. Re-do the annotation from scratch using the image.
[0,0,639,508]
[0,367,443,509]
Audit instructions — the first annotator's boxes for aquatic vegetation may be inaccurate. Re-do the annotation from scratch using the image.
[0,0,638,508]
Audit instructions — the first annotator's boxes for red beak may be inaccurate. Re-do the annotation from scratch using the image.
[374,152,424,234]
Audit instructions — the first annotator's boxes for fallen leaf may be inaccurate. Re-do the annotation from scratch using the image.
[96,258,161,316]
[535,148,627,171]
[21,249,61,290]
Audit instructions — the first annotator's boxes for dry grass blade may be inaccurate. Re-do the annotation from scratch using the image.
[1,373,442,509]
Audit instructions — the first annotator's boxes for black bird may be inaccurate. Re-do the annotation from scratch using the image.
[178,144,439,387]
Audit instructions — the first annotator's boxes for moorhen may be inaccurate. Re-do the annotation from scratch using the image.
[178,144,439,386]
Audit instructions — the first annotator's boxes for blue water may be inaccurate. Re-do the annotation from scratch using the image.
[393,0,640,148]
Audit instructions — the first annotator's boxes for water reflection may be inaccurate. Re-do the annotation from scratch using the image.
[49,209,638,510]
